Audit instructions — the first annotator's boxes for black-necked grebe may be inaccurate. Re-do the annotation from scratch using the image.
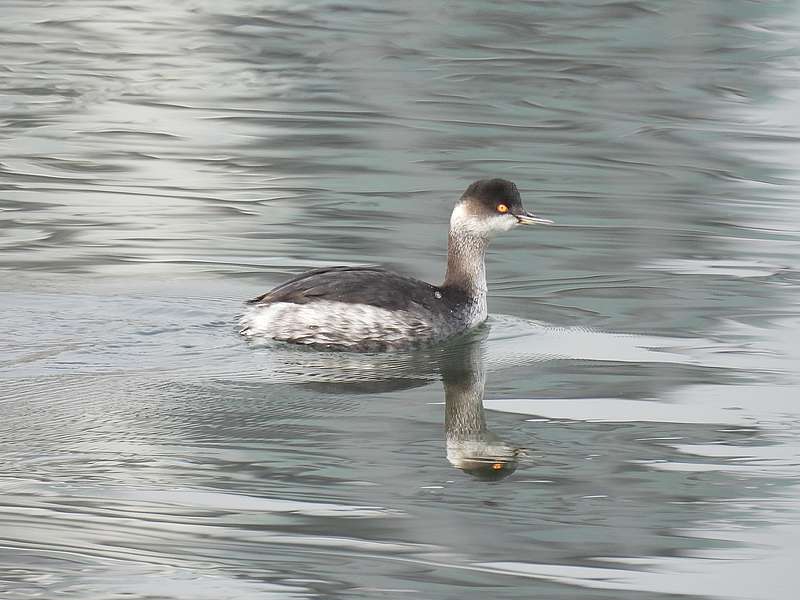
[239,178,552,351]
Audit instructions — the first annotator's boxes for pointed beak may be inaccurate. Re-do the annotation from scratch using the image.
[515,211,553,225]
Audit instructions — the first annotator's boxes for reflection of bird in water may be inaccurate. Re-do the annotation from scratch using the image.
[253,328,523,480]
[441,337,522,481]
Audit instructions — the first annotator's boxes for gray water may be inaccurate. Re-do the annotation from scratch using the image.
[2,1,800,598]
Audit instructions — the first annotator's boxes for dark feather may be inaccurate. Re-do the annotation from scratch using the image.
[248,266,462,313]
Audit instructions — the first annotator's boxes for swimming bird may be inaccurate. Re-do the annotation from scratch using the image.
[239,178,552,351]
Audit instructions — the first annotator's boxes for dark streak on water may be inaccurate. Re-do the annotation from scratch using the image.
[2,1,800,599]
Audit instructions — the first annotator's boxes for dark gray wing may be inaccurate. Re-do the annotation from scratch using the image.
[247,266,442,312]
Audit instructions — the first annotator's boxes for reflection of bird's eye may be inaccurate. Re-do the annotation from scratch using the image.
[492,462,504,470]
[496,203,509,214]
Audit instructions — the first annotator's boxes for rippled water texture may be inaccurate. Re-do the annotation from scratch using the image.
[2,1,800,598]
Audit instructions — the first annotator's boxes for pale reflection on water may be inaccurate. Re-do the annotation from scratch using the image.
[2,1,800,599]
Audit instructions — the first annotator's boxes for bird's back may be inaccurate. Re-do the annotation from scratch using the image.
[247,266,447,312]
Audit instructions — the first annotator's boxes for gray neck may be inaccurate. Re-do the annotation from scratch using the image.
[442,230,488,298]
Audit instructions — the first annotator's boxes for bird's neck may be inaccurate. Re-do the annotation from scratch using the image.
[442,230,489,301]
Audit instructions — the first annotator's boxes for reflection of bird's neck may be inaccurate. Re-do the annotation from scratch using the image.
[440,340,520,481]
[443,357,487,441]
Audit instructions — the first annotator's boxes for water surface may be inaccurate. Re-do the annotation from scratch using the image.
[2,1,800,598]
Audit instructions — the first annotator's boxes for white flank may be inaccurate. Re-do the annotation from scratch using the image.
[239,300,434,348]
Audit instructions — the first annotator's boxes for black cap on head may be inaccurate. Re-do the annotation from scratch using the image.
[461,178,523,212]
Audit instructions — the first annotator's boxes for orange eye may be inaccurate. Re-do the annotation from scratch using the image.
[497,203,509,214]
[492,462,504,471]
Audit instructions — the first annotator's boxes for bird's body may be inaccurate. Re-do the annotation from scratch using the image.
[240,267,484,351]
[239,179,551,351]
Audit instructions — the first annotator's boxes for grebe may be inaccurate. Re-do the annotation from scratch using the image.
[239,178,552,351]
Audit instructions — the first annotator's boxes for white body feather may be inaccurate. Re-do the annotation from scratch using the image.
[240,298,486,350]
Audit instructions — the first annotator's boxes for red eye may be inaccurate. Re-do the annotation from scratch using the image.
[497,203,509,214]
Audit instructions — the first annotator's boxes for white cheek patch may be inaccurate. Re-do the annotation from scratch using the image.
[450,203,517,237]
[497,214,518,232]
